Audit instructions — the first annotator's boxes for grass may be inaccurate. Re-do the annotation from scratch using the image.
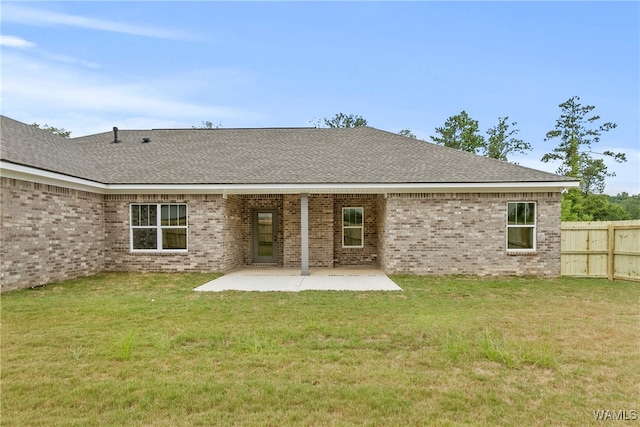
[1,273,639,426]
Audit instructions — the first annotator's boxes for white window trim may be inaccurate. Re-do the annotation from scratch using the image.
[342,207,364,249]
[506,201,536,252]
[130,203,188,252]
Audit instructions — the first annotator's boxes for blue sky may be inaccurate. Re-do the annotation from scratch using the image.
[1,1,638,195]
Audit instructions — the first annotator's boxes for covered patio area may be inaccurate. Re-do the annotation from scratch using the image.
[194,267,402,292]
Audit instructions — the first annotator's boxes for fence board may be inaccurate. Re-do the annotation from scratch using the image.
[561,220,640,282]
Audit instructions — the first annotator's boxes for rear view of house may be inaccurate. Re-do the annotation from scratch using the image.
[0,116,578,291]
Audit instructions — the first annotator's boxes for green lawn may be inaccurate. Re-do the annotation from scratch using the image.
[2,273,638,426]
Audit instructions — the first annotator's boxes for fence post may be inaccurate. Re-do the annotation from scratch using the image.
[607,224,615,281]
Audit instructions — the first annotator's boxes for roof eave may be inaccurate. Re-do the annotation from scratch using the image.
[1,161,579,195]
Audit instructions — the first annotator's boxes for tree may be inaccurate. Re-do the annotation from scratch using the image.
[31,122,71,138]
[398,128,416,139]
[484,117,531,161]
[561,189,630,221]
[609,192,640,219]
[430,111,485,154]
[432,112,530,162]
[193,120,222,129]
[541,96,625,194]
[318,113,368,128]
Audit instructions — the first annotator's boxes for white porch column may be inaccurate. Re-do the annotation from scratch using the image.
[300,193,309,275]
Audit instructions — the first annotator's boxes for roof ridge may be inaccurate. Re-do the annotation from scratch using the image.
[150,126,319,131]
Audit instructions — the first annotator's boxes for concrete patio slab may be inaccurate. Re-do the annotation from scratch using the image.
[194,267,402,292]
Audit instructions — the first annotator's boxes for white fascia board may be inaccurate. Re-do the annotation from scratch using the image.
[1,162,108,193]
[1,161,580,195]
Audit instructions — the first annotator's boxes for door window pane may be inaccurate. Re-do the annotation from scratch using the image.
[258,213,273,257]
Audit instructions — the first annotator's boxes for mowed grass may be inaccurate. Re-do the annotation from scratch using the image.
[1,273,639,426]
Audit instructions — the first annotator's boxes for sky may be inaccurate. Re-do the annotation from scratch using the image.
[1,1,638,195]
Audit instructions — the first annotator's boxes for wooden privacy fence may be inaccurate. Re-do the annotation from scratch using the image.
[561,220,640,282]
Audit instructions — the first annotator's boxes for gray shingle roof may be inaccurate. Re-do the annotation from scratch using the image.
[1,116,103,182]
[1,115,572,185]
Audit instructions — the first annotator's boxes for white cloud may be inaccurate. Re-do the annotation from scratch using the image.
[0,34,99,68]
[1,52,265,136]
[40,52,101,69]
[1,4,196,41]
[0,35,36,49]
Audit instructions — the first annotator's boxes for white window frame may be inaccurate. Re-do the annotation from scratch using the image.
[130,203,188,252]
[506,201,536,252]
[342,207,364,249]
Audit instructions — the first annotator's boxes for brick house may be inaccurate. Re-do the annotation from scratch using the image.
[0,115,578,291]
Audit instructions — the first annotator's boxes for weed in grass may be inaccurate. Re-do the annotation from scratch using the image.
[440,326,559,370]
[300,310,321,331]
[70,345,86,360]
[119,330,136,361]
[519,326,559,369]
[520,340,558,369]
[479,327,517,368]
[441,330,471,363]
[234,332,276,353]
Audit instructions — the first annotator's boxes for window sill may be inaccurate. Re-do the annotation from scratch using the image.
[506,250,537,256]
[131,250,189,255]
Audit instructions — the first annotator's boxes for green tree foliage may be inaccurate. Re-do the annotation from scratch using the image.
[30,122,71,138]
[561,188,630,221]
[609,192,640,219]
[193,120,222,129]
[314,113,417,138]
[484,117,532,161]
[310,113,368,128]
[541,96,625,194]
[398,128,417,138]
[430,111,485,154]
[431,112,531,162]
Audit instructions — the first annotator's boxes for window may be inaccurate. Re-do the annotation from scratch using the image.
[507,202,536,251]
[342,207,364,248]
[130,204,187,251]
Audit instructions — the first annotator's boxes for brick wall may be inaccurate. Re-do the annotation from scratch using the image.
[377,194,388,269]
[283,194,301,267]
[103,194,226,272]
[310,195,334,268]
[379,192,562,276]
[0,178,105,291]
[1,180,564,292]
[222,195,244,271]
[333,195,379,266]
